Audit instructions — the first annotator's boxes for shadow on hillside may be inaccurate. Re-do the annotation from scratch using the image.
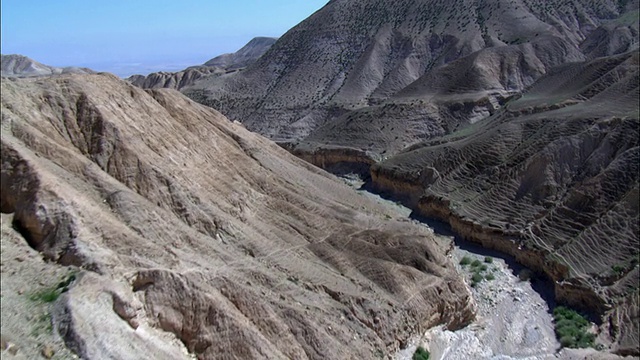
[358,181,561,315]
[409,212,558,311]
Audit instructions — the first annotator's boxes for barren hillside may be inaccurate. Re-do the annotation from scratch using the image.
[127,37,277,91]
[1,54,94,78]
[372,50,640,356]
[184,0,637,144]
[0,73,475,359]
[204,37,278,69]
[127,66,224,90]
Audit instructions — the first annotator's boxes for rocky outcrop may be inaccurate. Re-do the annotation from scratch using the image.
[126,66,223,90]
[1,73,475,359]
[1,54,94,78]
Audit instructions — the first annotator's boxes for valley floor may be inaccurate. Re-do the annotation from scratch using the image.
[340,176,618,360]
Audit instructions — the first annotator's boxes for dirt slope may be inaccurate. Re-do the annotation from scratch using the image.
[0,73,474,359]
[371,50,640,356]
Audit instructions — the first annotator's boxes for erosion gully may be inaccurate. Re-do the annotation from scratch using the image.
[340,175,561,360]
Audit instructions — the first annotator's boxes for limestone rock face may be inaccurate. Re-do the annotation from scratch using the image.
[1,73,474,359]
[1,54,94,78]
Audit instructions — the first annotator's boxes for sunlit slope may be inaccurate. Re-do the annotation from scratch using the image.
[372,51,639,355]
[1,73,474,359]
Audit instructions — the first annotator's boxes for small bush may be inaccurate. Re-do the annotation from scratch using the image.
[471,259,482,267]
[553,306,594,349]
[29,288,60,303]
[471,273,484,283]
[518,269,533,281]
[412,346,430,360]
[459,256,472,266]
[612,265,624,275]
[479,264,488,272]
[28,272,76,303]
[485,273,495,281]
[484,256,493,263]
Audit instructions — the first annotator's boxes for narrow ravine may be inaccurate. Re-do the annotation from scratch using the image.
[340,176,561,360]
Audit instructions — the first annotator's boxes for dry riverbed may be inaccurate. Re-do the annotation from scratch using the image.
[340,177,562,359]
[340,176,630,360]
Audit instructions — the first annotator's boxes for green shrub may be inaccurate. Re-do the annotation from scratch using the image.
[459,256,472,266]
[553,306,594,349]
[485,273,495,281]
[471,273,484,283]
[612,265,624,275]
[412,346,430,360]
[29,288,61,303]
[484,256,493,263]
[479,264,488,271]
[471,259,482,267]
[28,272,76,303]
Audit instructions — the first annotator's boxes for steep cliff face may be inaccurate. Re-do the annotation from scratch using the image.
[184,0,636,147]
[370,51,640,355]
[1,73,475,359]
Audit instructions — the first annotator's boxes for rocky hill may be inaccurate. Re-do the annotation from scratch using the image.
[127,37,277,90]
[204,36,278,69]
[184,0,638,145]
[371,50,639,356]
[0,73,474,359]
[180,0,639,356]
[1,54,94,78]
[126,66,224,90]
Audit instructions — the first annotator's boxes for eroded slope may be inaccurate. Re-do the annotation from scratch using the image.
[0,73,474,359]
[371,51,640,356]
[185,0,636,143]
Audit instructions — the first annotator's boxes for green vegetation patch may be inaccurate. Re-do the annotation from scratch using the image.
[412,346,430,360]
[553,306,595,349]
[459,256,472,266]
[29,272,77,303]
[461,255,497,287]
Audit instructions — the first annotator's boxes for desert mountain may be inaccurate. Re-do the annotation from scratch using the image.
[181,0,639,355]
[1,54,94,78]
[126,66,224,90]
[370,50,640,356]
[204,36,278,69]
[0,73,475,359]
[183,0,638,146]
[127,37,277,90]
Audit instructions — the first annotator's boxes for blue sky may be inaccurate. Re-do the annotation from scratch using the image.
[1,1,329,76]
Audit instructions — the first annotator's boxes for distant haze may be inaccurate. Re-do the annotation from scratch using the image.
[0,0,329,77]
